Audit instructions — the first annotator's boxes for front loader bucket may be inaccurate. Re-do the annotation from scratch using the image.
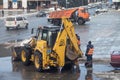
[11,46,22,61]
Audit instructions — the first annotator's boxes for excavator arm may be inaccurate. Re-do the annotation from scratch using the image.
[53,18,83,67]
[62,18,83,57]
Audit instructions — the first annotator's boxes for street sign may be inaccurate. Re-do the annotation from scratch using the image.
[12,0,17,2]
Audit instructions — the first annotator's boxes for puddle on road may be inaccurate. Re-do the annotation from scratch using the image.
[0,57,116,80]
[0,57,12,72]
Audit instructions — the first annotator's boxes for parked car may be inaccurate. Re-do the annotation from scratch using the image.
[110,51,120,68]
[36,11,46,17]
[95,8,108,14]
[5,16,29,30]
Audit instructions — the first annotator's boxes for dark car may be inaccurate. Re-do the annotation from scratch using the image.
[36,11,46,17]
[110,51,120,68]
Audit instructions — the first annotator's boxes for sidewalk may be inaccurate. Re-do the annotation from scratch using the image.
[0,2,110,20]
[0,9,37,19]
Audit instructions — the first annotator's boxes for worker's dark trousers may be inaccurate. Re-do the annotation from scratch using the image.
[85,55,93,67]
[87,55,92,61]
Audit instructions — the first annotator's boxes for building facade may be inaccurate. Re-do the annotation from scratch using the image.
[3,0,57,9]
[1,0,107,9]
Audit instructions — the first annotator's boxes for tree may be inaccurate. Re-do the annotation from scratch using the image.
[0,0,3,5]
[57,0,66,7]
[57,0,88,8]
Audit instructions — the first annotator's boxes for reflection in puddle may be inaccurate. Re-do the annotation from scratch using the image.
[78,64,93,80]
[0,57,12,72]
[12,61,80,80]
[0,57,115,80]
[85,68,93,80]
[11,62,100,80]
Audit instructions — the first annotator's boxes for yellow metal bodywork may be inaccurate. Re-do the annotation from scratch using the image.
[53,18,83,67]
[34,40,47,68]
[34,39,59,68]
[62,18,83,57]
[53,29,67,67]
[29,18,83,69]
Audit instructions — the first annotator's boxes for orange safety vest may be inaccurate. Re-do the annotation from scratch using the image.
[88,48,94,55]
[78,40,80,45]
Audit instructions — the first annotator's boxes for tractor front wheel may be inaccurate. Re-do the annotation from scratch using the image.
[34,52,43,72]
[21,47,31,66]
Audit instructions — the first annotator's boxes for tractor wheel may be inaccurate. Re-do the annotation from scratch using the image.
[77,18,85,25]
[34,52,43,72]
[21,47,31,66]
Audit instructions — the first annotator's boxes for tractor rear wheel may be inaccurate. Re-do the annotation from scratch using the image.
[77,18,85,25]
[21,47,31,66]
[34,52,43,72]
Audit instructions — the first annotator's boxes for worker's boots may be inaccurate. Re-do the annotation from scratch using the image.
[85,61,93,68]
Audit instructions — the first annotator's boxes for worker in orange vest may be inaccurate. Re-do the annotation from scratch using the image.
[85,41,94,61]
[85,41,94,67]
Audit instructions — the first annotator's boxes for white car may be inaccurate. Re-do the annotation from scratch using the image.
[5,16,29,30]
[95,8,108,14]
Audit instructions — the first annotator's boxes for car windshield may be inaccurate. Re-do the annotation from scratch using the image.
[6,17,15,21]
[16,17,23,21]
[112,51,120,55]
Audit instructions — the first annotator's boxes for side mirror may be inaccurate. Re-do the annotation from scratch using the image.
[31,28,34,34]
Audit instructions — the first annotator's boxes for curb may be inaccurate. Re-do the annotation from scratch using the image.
[0,12,37,20]
[78,56,110,63]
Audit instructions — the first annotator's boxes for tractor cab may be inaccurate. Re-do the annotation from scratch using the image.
[35,26,60,48]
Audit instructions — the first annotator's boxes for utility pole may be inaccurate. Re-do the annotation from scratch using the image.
[37,0,38,11]
[66,0,67,8]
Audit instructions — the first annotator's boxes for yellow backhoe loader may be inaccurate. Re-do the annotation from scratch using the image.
[12,18,83,72]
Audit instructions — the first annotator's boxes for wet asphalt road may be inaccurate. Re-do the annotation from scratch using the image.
[0,57,114,80]
[0,16,49,43]
[0,3,108,44]
[0,6,120,80]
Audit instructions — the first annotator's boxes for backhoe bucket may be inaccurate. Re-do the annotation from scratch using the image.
[66,46,80,61]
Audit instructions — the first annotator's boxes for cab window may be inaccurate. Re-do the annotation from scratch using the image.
[41,30,48,41]
[81,9,85,13]
[36,29,41,40]
[17,17,23,21]
[81,8,88,13]
[49,31,58,48]
[43,33,47,40]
